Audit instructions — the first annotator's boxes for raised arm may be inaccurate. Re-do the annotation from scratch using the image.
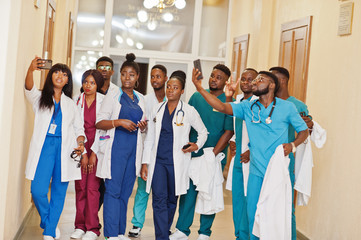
[192,68,235,115]
[25,56,44,90]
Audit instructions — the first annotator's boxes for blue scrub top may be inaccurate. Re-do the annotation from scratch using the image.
[230,97,307,177]
[116,92,143,135]
[234,96,253,166]
[47,101,62,136]
[156,103,175,165]
[188,90,234,157]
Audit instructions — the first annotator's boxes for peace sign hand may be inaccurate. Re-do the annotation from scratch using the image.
[225,75,239,97]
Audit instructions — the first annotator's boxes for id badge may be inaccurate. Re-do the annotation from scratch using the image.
[49,123,57,134]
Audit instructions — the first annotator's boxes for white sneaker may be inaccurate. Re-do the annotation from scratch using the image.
[55,227,61,239]
[43,236,54,240]
[71,229,85,239]
[197,234,210,240]
[118,235,130,240]
[82,231,98,240]
[128,226,141,238]
[169,229,188,240]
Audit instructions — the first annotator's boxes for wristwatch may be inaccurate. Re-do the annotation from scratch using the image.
[291,142,296,153]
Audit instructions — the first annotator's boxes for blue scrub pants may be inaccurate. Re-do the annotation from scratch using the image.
[31,136,69,237]
[232,163,249,240]
[152,162,178,240]
[176,179,215,237]
[246,173,263,240]
[103,134,137,237]
[131,177,150,229]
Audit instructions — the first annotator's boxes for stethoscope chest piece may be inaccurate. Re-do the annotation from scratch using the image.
[265,117,272,124]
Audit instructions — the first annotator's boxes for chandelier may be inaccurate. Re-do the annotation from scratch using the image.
[143,0,187,13]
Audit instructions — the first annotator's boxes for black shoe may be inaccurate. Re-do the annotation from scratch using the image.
[128,226,141,238]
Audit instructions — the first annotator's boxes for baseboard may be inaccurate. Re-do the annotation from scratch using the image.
[13,204,35,240]
[297,229,310,240]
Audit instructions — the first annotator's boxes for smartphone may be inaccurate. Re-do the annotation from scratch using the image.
[182,143,191,150]
[193,59,203,80]
[38,59,53,70]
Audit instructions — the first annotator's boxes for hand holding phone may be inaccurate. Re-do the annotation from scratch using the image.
[182,143,191,150]
[193,59,203,80]
[37,59,52,70]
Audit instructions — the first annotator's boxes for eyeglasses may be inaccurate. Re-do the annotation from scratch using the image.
[98,65,112,71]
[70,150,82,168]
[252,76,267,84]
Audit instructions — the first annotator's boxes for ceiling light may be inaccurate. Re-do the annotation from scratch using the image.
[87,51,95,55]
[92,40,99,46]
[175,0,186,9]
[137,10,148,23]
[99,30,104,37]
[136,42,144,49]
[163,12,174,22]
[116,35,124,44]
[147,20,157,31]
[81,56,86,61]
[126,38,134,46]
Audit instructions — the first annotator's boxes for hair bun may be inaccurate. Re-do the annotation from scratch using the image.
[125,53,136,62]
[170,70,186,81]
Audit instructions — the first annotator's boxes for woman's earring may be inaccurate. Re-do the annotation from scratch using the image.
[135,80,139,88]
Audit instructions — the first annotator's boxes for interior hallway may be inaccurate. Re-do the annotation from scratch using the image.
[17,181,236,240]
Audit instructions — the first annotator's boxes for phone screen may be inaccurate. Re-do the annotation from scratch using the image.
[193,59,203,80]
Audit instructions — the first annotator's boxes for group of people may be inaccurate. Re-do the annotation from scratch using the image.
[24,51,314,240]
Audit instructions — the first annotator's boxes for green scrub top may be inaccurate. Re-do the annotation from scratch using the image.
[188,90,234,158]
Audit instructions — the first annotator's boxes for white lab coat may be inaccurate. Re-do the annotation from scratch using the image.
[107,82,119,95]
[226,94,258,195]
[253,145,292,240]
[95,88,146,179]
[144,91,164,119]
[24,85,85,182]
[189,148,225,215]
[74,92,105,153]
[294,121,326,206]
[142,100,208,196]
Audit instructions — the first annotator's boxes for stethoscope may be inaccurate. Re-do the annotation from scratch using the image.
[250,98,276,124]
[76,94,86,108]
[153,101,185,126]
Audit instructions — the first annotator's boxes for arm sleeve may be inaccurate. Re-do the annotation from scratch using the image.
[96,92,114,123]
[288,104,308,133]
[189,106,208,150]
[24,85,41,110]
[230,101,245,120]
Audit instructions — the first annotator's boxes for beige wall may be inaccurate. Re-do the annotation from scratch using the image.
[0,0,77,239]
[229,0,361,239]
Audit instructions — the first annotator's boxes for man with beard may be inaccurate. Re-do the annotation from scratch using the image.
[170,64,234,240]
[269,66,313,240]
[228,68,258,240]
[96,56,117,95]
[190,70,309,240]
[128,64,168,238]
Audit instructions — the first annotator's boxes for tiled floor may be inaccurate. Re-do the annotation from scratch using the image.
[17,181,235,240]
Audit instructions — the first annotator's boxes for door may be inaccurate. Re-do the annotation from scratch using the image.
[231,34,249,96]
[41,0,56,86]
[279,16,312,102]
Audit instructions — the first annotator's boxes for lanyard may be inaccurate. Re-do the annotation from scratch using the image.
[52,102,61,123]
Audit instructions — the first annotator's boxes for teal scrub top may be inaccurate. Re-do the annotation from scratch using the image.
[234,95,253,167]
[230,97,307,177]
[189,90,234,157]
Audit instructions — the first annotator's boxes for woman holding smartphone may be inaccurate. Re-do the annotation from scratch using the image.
[24,56,85,240]
[95,53,147,240]
[71,70,105,240]
[141,71,208,240]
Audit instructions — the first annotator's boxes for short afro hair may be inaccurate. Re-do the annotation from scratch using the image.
[213,64,231,78]
[269,66,290,80]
